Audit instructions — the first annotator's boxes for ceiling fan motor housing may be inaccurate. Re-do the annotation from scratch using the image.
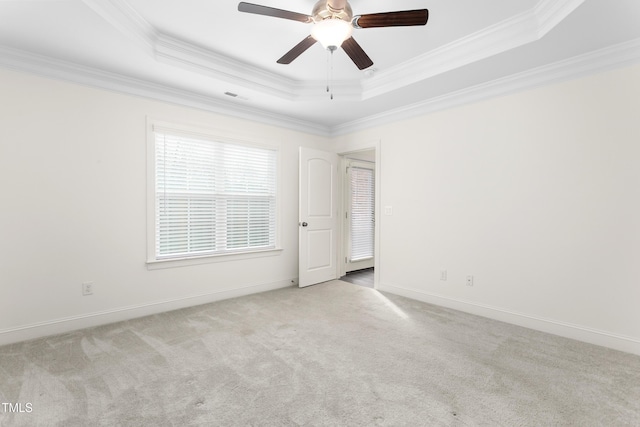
[310,0,355,49]
[312,0,352,23]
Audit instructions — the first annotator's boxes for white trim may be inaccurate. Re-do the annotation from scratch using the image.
[77,0,584,101]
[154,33,300,101]
[361,0,585,99]
[82,0,305,101]
[146,248,284,270]
[146,117,156,262]
[0,279,295,346]
[332,37,640,136]
[378,283,640,356]
[81,0,156,53]
[336,140,381,288]
[362,4,536,99]
[1,35,638,137]
[146,118,282,266]
[0,46,330,136]
[150,119,280,150]
[535,0,586,37]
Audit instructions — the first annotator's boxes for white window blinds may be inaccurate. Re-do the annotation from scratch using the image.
[154,132,277,259]
[350,166,375,261]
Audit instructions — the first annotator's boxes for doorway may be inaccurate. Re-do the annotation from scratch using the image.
[298,145,379,289]
[340,150,376,287]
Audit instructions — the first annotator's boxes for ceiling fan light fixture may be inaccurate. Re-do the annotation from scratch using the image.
[311,18,353,49]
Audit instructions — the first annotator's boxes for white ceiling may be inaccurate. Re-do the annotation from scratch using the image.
[1,0,639,135]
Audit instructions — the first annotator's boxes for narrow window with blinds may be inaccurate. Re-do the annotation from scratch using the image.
[153,131,277,260]
[349,165,375,261]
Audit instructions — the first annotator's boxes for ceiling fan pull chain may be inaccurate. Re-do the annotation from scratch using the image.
[330,48,334,100]
[329,46,336,100]
[326,48,330,94]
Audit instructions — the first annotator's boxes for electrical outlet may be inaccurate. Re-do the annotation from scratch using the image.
[466,276,474,287]
[82,282,94,296]
[440,270,447,281]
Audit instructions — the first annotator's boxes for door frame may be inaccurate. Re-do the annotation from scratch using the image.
[336,143,381,289]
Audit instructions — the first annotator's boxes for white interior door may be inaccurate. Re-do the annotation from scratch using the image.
[299,147,339,287]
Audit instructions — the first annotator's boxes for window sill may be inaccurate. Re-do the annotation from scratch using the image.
[146,248,284,270]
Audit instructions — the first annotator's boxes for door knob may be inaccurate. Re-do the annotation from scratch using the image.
[300,222,308,227]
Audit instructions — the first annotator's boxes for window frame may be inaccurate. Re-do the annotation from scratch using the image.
[348,161,375,262]
[146,118,282,269]
[346,160,375,264]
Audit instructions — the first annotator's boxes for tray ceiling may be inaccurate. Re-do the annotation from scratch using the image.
[1,0,639,135]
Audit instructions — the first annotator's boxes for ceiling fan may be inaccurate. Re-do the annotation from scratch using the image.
[238,0,429,70]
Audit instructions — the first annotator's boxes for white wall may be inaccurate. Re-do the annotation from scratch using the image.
[0,68,329,344]
[2,64,640,355]
[334,64,640,355]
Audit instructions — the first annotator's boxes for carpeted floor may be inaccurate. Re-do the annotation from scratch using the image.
[1,280,639,426]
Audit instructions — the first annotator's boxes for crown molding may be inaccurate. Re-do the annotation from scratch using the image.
[153,34,300,100]
[362,0,585,99]
[82,0,155,53]
[81,0,335,102]
[0,45,331,137]
[332,38,640,136]
[79,0,584,103]
[153,36,366,101]
[3,37,638,139]
[535,0,586,37]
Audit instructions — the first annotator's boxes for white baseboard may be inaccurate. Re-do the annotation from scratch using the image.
[0,279,295,346]
[378,283,640,356]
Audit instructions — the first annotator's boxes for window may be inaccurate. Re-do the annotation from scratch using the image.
[149,126,277,263]
[349,164,375,261]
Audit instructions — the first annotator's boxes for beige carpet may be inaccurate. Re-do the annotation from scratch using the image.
[1,280,639,426]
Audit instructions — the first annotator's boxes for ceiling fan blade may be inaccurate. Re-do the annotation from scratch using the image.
[341,37,373,70]
[277,36,318,64]
[238,2,312,23]
[353,9,429,28]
